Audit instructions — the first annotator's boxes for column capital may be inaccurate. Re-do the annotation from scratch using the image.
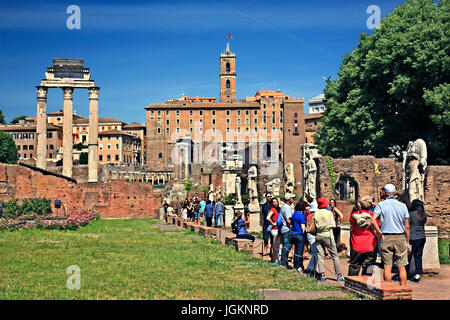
[89,86,100,100]
[62,87,74,100]
[36,86,48,99]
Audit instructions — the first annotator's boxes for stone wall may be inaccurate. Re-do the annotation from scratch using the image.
[316,156,450,237]
[0,164,163,218]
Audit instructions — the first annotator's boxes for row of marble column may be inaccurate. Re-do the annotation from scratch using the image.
[36,85,100,183]
[110,171,173,184]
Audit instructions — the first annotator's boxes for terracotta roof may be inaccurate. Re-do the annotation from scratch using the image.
[0,123,62,131]
[123,122,145,129]
[304,113,323,120]
[73,117,123,125]
[99,129,139,139]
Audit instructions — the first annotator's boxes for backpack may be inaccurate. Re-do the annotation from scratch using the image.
[231,220,239,234]
[305,214,317,235]
[276,211,283,230]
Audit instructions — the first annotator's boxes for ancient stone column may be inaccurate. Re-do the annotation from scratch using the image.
[184,146,189,179]
[88,87,100,183]
[62,87,74,178]
[36,86,48,170]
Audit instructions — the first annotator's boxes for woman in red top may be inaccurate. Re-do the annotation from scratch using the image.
[266,197,281,265]
[348,196,379,276]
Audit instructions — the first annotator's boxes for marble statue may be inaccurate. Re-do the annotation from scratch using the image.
[235,177,242,204]
[216,185,222,199]
[284,163,295,195]
[248,166,259,210]
[404,139,427,203]
[207,184,215,202]
[265,178,281,197]
[303,152,317,201]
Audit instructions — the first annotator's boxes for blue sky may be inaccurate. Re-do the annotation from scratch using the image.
[0,0,406,124]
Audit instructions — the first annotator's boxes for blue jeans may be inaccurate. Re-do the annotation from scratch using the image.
[214,213,223,227]
[292,233,305,270]
[280,231,292,267]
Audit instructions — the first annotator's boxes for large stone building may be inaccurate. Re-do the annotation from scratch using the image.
[0,123,63,162]
[145,45,306,183]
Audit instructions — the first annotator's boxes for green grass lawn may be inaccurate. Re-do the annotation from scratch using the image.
[0,219,350,300]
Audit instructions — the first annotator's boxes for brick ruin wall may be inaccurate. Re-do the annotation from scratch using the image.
[0,164,163,218]
[316,156,450,238]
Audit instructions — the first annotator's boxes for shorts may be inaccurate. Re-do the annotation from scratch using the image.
[380,234,408,267]
[194,211,199,220]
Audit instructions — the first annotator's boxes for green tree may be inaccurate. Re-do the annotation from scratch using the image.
[0,109,6,124]
[184,178,192,192]
[79,152,88,165]
[0,131,18,164]
[316,0,450,164]
[10,116,27,124]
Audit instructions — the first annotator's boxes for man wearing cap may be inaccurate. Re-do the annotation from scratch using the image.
[279,193,295,267]
[314,197,345,282]
[372,184,410,287]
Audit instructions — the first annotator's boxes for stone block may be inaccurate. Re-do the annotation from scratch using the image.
[344,275,412,300]
[225,236,254,253]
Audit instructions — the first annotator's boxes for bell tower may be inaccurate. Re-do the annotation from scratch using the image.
[220,43,236,102]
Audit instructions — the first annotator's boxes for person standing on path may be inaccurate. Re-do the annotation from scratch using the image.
[199,198,206,224]
[291,200,307,273]
[314,197,345,282]
[261,193,273,256]
[330,199,344,248]
[267,197,281,265]
[204,200,214,227]
[213,198,225,228]
[279,194,295,268]
[406,199,427,283]
[371,184,410,287]
[348,196,379,276]
[305,201,319,277]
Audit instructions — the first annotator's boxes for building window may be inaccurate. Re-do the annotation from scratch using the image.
[245,119,249,125]
[237,110,241,116]
[107,144,111,150]
[199,110,203,116]
[23,145,28,150]
[166,119,170,125]
[212,110,216,116]
[272,104,275,109]
[226,62,230,72]
[246,110,249,116]
[29,145,34,150]
[294,112,298,118]
[254,127,258,133]
[176,110,180,116]
[246,127,249,133]
[226,127,230,133]
[116,144,119,149]
[238,127,241,133]
[199,127,203,133]
[212,127,216,133]
[176,119,180,125]
[212,119,216,125]
[107,155,111,162]
[157,110,161,116]
[199,119,203,126]
[99,144,103,150]
[99,155,103,161]
[49,145,53,150]
[226,80,230,89]
[157,119,161,126]
[151,110,154,117]
[190,119,193,125]
[115,155,119,161]
[166,128,170,134]
[166,110,170,116]
[272,127,276,132]
[190,128,193,133]
[47,133,52,138]
[254,119,258,124]
[190,110,193,116]
[226,119,230,125]
[237,119,241,125]
[176,128,180,133]
[226,110,230,116]
[157,128,161,134]
[263,127,267,133]
[30,133,34,139]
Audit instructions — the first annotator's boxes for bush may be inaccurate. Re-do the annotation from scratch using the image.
[222,194,236,205]
[79,152,88,165]
[1,198,51,219]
